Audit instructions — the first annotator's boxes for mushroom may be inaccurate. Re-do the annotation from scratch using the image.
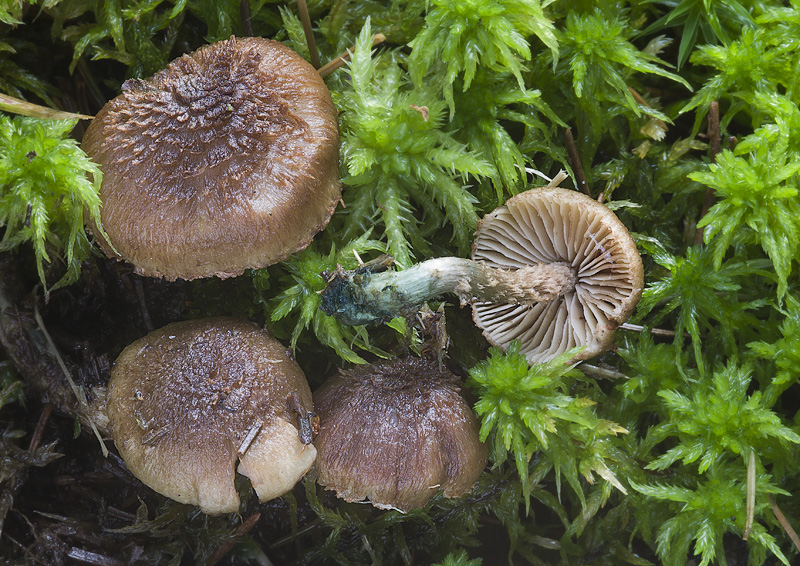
[82,36,341,280]
[320,183,643,363]
[313,355,488,512]
[106,317,317,515]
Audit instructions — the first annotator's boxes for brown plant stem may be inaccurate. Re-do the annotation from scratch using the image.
[132,275,153,332]
[627,86,667,135]
[564,127,590,198]
[318,34,386,78]
[297,0,320,69]
[240,0,253,36]
[28,403,54,453]
[207,513,263,566]
[769,497,800,553]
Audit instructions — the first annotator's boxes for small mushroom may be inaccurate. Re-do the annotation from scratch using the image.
[106,317,317,515]
[320,183,643,363]
[83,36,340,280]
[471,187,644,362]
[313,355,488,512]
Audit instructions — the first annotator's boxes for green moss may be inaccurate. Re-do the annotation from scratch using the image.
[468,343,630,509]
[0,116,105,291]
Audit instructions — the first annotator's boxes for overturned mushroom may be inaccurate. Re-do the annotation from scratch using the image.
[320,184,643,362]
[471,187,644,362]
[82,36,340,280]
[314,355,488,512]
[106,317,316,515]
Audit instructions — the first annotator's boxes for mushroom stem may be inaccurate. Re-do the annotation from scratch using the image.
[320,255,577,326]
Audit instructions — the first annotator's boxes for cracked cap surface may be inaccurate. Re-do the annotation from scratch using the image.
[83,36,340,280]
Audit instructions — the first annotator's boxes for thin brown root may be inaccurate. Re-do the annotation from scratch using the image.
[769,496,800,552]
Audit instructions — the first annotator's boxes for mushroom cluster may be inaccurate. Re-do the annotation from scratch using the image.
[320,183,644,363]
[107,317,316,515]
[83,35,495,516]
[313,355,488,512]
[83,36,341,281]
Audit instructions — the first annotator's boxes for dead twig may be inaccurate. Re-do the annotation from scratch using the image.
[0,93,93,121]
[564,127,590,198]
[318,34,386,78]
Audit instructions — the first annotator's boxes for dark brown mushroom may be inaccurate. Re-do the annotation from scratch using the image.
[83,36,340,280]
[320,183,643,363]
[313,355,488,512]
[106,317,316,515]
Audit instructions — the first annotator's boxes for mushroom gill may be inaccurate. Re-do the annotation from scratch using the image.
[471,187,644,363]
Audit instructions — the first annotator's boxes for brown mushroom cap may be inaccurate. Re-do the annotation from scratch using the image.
[313,356,488,512]
[106,317,316,515]
[471,187,644,363]
[83,36,340,280]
